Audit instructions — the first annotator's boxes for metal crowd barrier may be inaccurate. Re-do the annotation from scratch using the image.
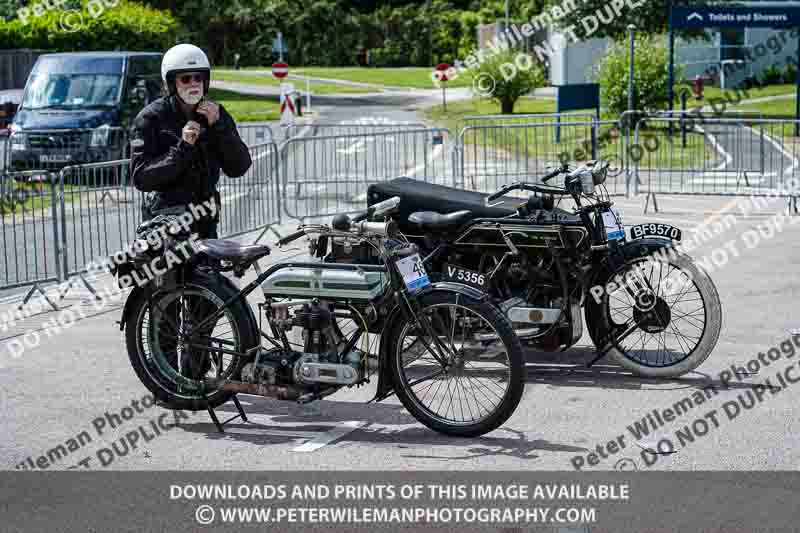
[1,139,283,294]
[58,160,141,284]
[0,170,61,295]
[5,112,800,294]
[457,120,626,195]
[217,141,281,240]
[280,128,454,221]
[457,111,596,132]
[236,123,275,147]
[631,117,800,200]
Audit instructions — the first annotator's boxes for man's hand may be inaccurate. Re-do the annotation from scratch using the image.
[196,100,220,126]
[182,120,201,145]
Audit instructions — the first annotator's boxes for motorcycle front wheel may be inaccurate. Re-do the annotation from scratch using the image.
[586,250,722,378]
[384,290,525,437]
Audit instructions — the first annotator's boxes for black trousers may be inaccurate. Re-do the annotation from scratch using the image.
[159,217,220,381]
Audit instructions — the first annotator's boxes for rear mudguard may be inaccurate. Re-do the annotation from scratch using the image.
[372,282,488,402]
[118,269,259,341]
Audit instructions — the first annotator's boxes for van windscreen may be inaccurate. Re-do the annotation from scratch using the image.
[33,56,124,75]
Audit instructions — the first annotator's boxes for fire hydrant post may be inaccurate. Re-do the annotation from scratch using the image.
[435,63,451,112]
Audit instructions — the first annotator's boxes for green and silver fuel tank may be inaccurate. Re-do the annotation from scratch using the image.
[260,264,389,301]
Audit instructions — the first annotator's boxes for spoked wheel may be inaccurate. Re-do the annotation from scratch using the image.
[587,251,722,377]
[125,277,256,410]
[386,291,524,437]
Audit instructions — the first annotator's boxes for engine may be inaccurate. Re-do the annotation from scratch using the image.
[239,300,367,395]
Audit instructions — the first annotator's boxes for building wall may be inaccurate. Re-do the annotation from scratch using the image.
[547,28,798,87]
[548,32,608,85]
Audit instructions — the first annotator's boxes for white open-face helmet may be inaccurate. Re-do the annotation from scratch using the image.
[161,43,211,97]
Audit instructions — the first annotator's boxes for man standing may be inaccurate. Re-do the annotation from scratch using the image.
[128,44,252,395]
[130,43,251,238]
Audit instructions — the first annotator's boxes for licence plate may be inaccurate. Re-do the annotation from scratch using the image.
[396,253,430,292]
[630,223,682,241]
[442,263,488,291]
[40,154,71,163]
[602,208,625,241]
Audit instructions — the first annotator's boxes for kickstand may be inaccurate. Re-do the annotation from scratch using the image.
[207,394,248,433]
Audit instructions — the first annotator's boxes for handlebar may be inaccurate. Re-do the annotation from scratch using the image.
[541,166,563,183]
[277,228,307,246]
[279,218,397,247]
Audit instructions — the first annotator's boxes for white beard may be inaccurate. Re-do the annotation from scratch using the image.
[178,87,203,105]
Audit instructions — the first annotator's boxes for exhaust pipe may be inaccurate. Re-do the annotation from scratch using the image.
[204,379,303,401]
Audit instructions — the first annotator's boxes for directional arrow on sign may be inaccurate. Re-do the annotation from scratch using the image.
[687,12,703,21]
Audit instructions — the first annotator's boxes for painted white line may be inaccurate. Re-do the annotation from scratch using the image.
[695,125,733,172]
[743,124,799,176]
[291,420,366,453]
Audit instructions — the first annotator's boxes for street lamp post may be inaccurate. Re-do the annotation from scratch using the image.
[628,24,636,115]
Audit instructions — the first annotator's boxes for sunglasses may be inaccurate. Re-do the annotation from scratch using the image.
[177,73,205,84]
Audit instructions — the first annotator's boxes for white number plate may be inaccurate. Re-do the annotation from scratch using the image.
[40,154,71,163]
[602,208,625,241]
[396,253,430,292]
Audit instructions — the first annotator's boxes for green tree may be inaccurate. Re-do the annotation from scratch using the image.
[593,34,682,115]
[471,47,545,113]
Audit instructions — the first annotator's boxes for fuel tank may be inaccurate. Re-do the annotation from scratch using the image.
[261,265,388,301]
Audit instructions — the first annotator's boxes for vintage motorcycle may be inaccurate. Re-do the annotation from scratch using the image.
[115,199,525,437]
[346,160,722,378]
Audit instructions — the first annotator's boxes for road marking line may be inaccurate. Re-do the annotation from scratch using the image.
[743,125,799,176]
[291,420,366,452]
[696,125,732,172]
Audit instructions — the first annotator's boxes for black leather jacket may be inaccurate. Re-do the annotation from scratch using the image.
[130,95,252,235]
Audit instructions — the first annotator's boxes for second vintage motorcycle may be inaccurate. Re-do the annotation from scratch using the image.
[336,160,722,378]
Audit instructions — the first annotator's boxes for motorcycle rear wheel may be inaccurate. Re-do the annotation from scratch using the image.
[125,276,257,410]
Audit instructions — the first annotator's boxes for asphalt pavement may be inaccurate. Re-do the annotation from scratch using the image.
[2,86,800,472]
[2,192,799,471]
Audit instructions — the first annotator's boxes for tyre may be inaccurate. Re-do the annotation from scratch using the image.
[385,290,525,437]
[585,250,722,378]
[124,275,258,410]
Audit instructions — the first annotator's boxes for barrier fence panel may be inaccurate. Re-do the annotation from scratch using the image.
[457,111,596,132]
[236,123,275,147]
[217,141,281,239]
[58,160,142,281]
[632,117,800,197]
[281,128,454,220]
[0,170,62,291]
[458,120,627,194]
[293,121,427,138]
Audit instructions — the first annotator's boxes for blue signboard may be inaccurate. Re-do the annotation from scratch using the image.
[671,6,800,28]
[556,83,600,114]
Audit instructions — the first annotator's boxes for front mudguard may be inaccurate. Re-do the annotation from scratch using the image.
[588,237,677,289]
[584,237,677,340]
[371,282,488,402]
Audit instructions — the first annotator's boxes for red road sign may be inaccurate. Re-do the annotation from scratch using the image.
[280,95,296,114]
[272,62,289,79]
[435,63,450,82]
